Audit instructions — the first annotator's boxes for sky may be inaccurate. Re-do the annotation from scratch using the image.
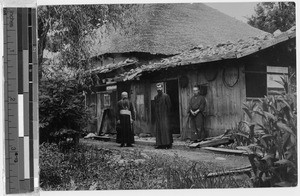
[204,2,258,23]
[2,0,260,23]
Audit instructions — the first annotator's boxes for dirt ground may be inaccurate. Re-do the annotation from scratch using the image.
[81,139,250,171]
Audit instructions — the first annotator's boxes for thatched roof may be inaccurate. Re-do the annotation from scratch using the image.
[91,26,295,82]
[90,3,268,56]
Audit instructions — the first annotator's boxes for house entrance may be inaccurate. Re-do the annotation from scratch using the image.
[166,80,180,134]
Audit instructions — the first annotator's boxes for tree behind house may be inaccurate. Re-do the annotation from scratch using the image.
[38,5,138,147]
[247,2,295,33]
[38,4,138,80]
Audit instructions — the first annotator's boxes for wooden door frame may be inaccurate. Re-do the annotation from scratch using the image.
[178,78,183,137]
[96,90,117,135]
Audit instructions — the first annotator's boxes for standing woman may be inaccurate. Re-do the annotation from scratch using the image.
[187,85,207,143]
[116,92,135,147]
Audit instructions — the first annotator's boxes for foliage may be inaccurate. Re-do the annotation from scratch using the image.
[38,4,137,80]
[40,143,251,190]
[247,2,295,33]
[39,72,93,146]
[230,122,256,147]
[237,75,297,187]
[38,6,138,144]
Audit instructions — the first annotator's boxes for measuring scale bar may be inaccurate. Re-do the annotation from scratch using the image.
[4,7,39,194]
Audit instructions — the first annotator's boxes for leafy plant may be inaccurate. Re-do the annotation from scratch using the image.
[238,75,297,187]
[39,73,93,147]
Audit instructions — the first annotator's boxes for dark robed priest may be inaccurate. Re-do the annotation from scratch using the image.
[154,83,173,149]
[188,85,207,142]
[116,92,135,147]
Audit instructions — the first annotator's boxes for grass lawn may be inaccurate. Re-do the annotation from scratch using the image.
[40,142,252,190]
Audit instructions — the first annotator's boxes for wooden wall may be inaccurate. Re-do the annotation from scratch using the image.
[130,81,152,135]
[179,63,246,138]
[128,62,247,139]
[88,54,293,138]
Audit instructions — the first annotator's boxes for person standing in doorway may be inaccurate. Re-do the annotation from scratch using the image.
[188,85,207,143]
[154,83,173,149]
[116,92,135,147]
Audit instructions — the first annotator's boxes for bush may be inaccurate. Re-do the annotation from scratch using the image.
[39,74,93,146]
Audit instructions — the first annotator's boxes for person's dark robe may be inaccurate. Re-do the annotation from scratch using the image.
[116,99,135,144]
[154,92,173,146]
[187,94,206,141]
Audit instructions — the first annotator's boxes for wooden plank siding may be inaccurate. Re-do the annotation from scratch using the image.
[179,64,246,138]
[128,63,247,139]
[130,81,152,135]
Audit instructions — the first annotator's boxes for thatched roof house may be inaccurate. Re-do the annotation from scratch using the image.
[90,3,268,57]
[84,4,297,139]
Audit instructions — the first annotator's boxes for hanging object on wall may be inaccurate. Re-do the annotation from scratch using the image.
[222,65,239,87]
[179,75,189,88]
[199,84,208,96]
[204,66,218,82]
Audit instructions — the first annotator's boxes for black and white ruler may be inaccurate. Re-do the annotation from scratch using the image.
[3,7,39,194]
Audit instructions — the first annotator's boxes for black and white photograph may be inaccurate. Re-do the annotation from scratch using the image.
[36,0,297,191]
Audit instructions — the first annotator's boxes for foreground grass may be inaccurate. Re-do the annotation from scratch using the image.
[40,143,252,190]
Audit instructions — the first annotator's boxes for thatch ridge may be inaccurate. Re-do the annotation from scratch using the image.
[90,3,268,56]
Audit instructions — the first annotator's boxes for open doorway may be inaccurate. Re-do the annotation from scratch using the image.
[166,80,180,134]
